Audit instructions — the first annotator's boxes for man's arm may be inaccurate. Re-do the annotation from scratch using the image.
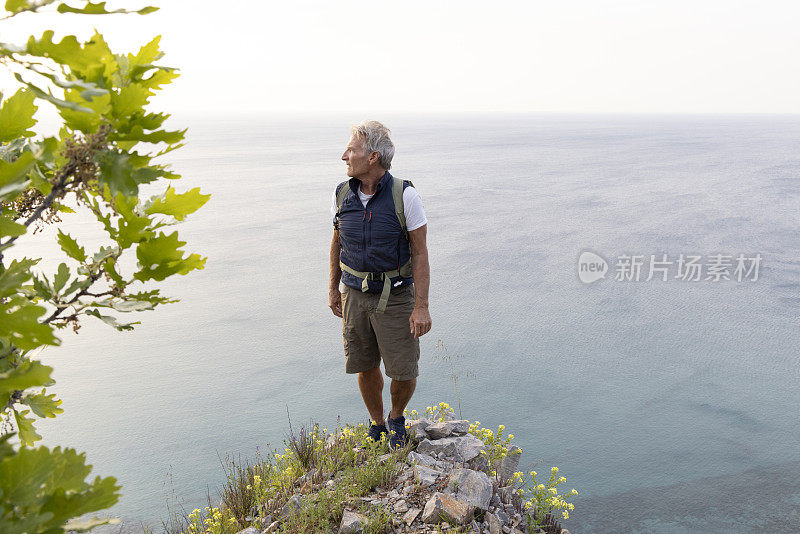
[329,229,343,317]
[408,224,431,338]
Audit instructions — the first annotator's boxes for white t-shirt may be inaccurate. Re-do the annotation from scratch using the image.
[331,184,428,232]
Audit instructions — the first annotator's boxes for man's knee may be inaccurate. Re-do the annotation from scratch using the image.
[358,365,382,378]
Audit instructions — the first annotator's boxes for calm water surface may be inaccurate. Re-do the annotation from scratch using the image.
[24,114,800,533]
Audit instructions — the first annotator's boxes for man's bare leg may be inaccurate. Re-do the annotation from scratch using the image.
[389,377,417,419]
[358,366,385,425]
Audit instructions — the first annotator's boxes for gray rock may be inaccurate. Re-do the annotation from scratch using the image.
[451,419,471,433]
[403,507,421,525]
[407,418,432,441]
[417,435,485,462]
[425,421,457,439]
[468,453,490,472]
[339,509,367,533]
[294,468,317,487]
[500,446,522,484]
[422,492,474,525]
[413,464,441,485]
[235,528,260,534]
[448,467,493,511]
[407,450,437,467]
[258,514,272,528]
[279,494,302,518]
[498,486,523,509]
[417,437,457,458]
[486,511,502,534]
[262,520,280,534]
[496,509,510,524]
[393,499,409,513]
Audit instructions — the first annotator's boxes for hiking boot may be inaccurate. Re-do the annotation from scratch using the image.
[387,414,407,449]
[367,422,388,443]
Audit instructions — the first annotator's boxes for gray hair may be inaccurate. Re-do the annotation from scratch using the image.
[351,120,395,170]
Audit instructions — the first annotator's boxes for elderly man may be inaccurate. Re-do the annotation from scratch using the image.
[329,120,431,449]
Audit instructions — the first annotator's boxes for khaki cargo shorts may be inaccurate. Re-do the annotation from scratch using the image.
[341,283,420,381]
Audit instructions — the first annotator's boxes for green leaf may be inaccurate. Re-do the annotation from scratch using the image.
[89,245,118,265]
[0,444,121,529]
[0,214,26,238]
[109,125,185,145]
[31,274,53,300]
[22,80,93,113]
[4,0,57,14]
[0,89,37,142]
[129,35,163,66]
[53,262,69,292]
[113,192,151,249]
[21,387,63,418]
[102,257,124,286]
[64,516,122,532]
[85,309,138,331]
[0,297,59,350]
[110,84,150,118]
[59,89,110,133]
[41,472,121,525]
[56,203,76,214]
[0,358,54,395]
[24,31,115,83]
[134,231,206,282]
[57,229,87,262]
[61,276,87,298]
[127,289,176,306]
[96,151,161,198]
[25,31,92,74]
[13,408,42,446]
[0,151,34,202]
[0,257,38,298]
[56,1,157,15]
[110,299,153,312]
[136,66,179,91]
[5,0,31,13]
[145,186,210,221]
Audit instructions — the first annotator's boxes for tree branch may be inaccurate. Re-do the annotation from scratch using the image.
[0,160,76,254]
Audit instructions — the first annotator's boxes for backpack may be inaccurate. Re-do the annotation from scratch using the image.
[335,176,413,239]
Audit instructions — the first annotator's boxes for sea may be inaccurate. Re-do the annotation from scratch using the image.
[19,113,800,533]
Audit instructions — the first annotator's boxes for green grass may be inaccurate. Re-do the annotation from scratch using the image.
[159,405,576,534]
[163,419,412,534]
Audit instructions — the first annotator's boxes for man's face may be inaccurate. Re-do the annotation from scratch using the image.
[341,135,374,179]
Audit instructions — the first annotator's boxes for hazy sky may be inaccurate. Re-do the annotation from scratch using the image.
[2,0,799,115]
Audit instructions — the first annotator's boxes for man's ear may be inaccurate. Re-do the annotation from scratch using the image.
[368,151,379,165]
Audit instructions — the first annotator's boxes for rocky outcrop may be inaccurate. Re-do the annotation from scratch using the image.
[238,415,570,534]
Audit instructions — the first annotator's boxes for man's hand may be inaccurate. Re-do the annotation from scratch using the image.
[409,306,431,338]
[329,288,343,317]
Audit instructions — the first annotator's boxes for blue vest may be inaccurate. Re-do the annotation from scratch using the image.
[335,171,414,293]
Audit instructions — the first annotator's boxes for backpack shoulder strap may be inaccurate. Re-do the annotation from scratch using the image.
[335,181,350,213]
[391,176,406,233]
